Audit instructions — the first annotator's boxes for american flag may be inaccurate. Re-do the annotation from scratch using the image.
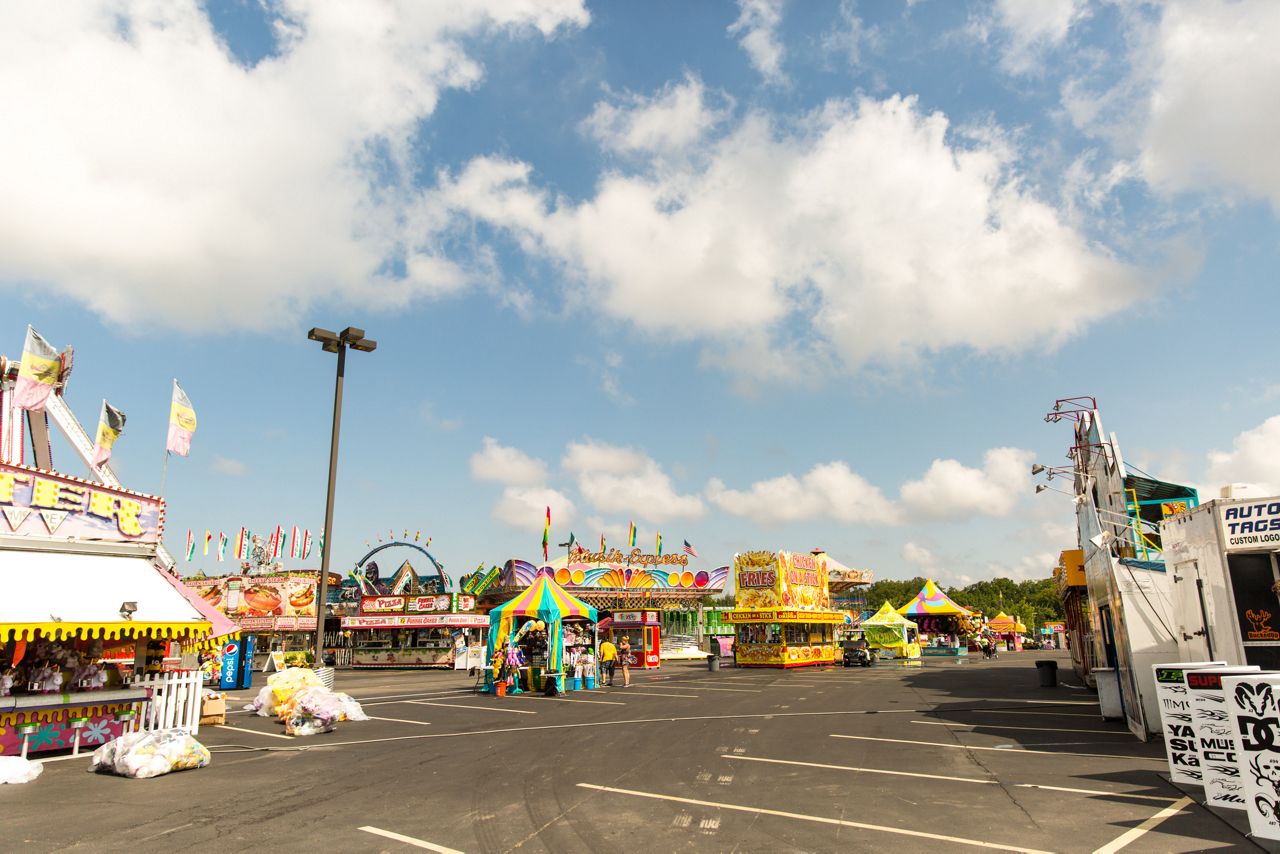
[682,539,698,558]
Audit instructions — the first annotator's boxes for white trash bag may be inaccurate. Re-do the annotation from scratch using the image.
[0,755,43,784]
[89,729,210,779]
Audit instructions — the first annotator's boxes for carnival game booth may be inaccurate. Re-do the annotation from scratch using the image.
[724,550,845,668]
[897,580,974,659]
[859,602,922,661]
[341,593,487,669]
[486,571,597,694]
[0,463,229,756]
[984,612,1027,652]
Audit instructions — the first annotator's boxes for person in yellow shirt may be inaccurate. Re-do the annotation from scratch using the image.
[599,637,618,686]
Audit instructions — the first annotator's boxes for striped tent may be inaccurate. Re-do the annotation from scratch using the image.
[896,579,971,617]
[487,571,598,680]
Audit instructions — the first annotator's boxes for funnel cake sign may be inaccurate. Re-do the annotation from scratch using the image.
[0,461,161,542]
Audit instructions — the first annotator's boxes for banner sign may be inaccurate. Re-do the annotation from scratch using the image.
[733,551,832,611]
[185,573,318,631]
[1221,500,1280,550]
[1223,674,1280,841]
[465,565,501,595]
[341,614,488,629]
[0,461,162,542]
[361,595,405,613]
[1187,666,1259,809]
[1153,661,1226,784]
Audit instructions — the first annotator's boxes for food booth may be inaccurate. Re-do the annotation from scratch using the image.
[723,550,845,668]
[897,579,974,659]
[0,461,228,756]
[604,610,661,669]
[859,602,922,660]
[984,612,1027,652]
[486,571,597,693]
[184,571,337,667]
[340,593,487,669]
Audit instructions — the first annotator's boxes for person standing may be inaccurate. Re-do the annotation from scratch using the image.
[618,635,632,687]
[599,636,618,686]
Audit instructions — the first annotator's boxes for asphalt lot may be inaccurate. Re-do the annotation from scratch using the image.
[3,651,1248,853]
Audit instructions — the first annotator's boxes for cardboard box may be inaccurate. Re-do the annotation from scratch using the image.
[200,694,226,726]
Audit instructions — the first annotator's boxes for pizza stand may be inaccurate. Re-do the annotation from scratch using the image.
[340,593,487,669]
[485,571,597,694]
[0,461,235,757]
[859,602,921,660]
[897,579,974,659]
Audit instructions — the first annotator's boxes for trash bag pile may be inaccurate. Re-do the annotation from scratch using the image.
[242,667,367,736]
[0,755,43,785]
[88,729,210,779]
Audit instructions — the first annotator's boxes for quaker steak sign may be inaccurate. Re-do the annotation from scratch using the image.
[0,461,161,542]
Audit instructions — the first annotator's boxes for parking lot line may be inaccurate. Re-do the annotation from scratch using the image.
[721,755,1178,803]
[507,694,626,706]
[343,688,475,702]
[598,690,699,699]
[912,720,1132,735]
[575,782,1053,853]
[367,716,433,727]
[407,700,536,715]
[215,724,296,741]
[1091,797,1193,854]
[629,683,762,693]
[358,825,463,853]
[830,733,1166,761]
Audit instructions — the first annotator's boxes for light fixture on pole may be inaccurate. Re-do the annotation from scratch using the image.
[307,325,377,667]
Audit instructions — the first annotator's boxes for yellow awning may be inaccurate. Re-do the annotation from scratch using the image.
[0,620,212,642]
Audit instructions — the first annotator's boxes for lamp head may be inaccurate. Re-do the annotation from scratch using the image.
[307,327,339,345]
[1035,484,1047,494]
[1030,463,1046,476]
[119,601,138,619]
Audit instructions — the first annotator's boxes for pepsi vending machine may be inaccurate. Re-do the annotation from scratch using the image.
[218,635,257,691]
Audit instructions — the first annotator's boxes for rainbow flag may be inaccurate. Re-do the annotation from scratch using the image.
[91,399,126,466]
[542,506,550,562]
[165,380,197,456]
[14,326,60,412]
[628,522,636,548]
[656,532,662,556]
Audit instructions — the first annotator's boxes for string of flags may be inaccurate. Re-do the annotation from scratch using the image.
[543,510,700,564]
[181,525,320,562]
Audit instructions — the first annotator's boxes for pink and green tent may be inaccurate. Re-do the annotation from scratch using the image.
[487,570,597,677]
[896,579,971,617]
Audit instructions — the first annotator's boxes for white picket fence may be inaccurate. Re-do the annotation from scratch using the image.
[133,670,203,735]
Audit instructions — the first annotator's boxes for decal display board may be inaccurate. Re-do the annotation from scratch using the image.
[0,461,162,542]
[1186,666,1259,809]
[1222,674,1280,841]
[1153,661,1225,784]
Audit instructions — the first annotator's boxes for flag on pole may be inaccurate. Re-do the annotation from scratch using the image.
[203,529,212,556]
[628,522,636,548]
[682,539,699,558]
[290,525,300,559]
[217,532,227,562]
[414,531,421,542]
[14,326,60,411]
[656,532,663,556]
[542,506,550,562]
[301,529,313,559]
[318,531,324,558]
[166,380,197,456]
[600,532,606,553]
[235,528,247,560]
[91,400,126,466]
[185,529,195,561]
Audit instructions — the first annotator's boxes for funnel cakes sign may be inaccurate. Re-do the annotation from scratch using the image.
[732,551,831,610]
[0,461,161,542]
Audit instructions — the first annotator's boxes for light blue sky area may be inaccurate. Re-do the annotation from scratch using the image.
[3,1,1277,586]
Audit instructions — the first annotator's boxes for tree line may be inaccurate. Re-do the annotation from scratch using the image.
[864,577,1064,633]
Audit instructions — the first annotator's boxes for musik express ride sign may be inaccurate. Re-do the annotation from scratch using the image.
[0,461,161,542]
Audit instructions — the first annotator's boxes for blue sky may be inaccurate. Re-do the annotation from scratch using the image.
[3,1,1279,586]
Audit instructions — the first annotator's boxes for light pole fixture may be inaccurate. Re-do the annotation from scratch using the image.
[307,325,377,666]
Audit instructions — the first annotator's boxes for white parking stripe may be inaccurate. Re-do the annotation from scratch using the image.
[629,683,761,693]
[830,734,1166,761]
[358,825,464,853]
[367,716,433,727]
[912,720,1131,735]
[600,690,699,699]
[1091,797,1193,854]
[507,694,625,706]
[407,700,536,715]
[575,783,1053,853]
[215,724,295,741]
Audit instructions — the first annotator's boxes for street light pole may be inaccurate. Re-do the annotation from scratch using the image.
[308,326,376,667]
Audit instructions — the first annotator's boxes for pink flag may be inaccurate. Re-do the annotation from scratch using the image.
[14,326,59,411]
[165,380,197,457]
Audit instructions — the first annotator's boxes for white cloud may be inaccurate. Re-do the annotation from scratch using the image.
[899,447,1034,519]
[562,439,704,521]
[210,455,247,476]
[441,94,1147,380]
[1205,416,1280,495]
[706,461,900,527]
[470,437,548,486]
[728,0,786,83]
[0,1,588,331]
[493,486,576,531]
[987,0,1088,74]
[901,541,938,569]
[582,74,731,156]
[821,1,877,67]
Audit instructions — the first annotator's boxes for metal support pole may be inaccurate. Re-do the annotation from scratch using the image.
[313,344,346,665]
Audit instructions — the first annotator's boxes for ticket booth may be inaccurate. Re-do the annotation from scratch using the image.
[610,610,661,669]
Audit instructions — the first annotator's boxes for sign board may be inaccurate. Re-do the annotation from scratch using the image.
[361,595,406,613]
[341,614,489,629]
[1222,674,1280,841]
[0,461,162,542]
[733,551,831,611]
[186,573,319,631]
[263,650,287,672]
[1152,661,1226,784]
[1186,666,1259,809]
[1220,500,1280,551]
